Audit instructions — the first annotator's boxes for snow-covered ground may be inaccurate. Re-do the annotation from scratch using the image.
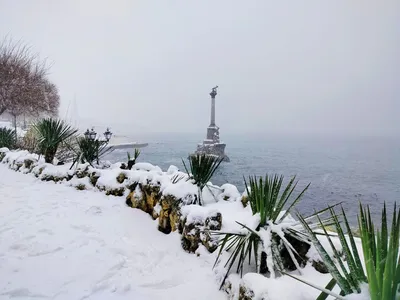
[0,148,373,300]
[0,165,226,300]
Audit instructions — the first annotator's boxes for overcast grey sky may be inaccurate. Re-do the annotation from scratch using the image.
[0,1,399,136]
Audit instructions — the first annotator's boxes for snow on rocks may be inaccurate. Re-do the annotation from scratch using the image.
[166,164,179,175]
[0,147,9,154]
[0,165,226,300]
[179,205,223,253]
[40,163,75,182]
[161,180,198,205]
[131,162,163,173]
[216,183,241,202]
[0,150,369,300]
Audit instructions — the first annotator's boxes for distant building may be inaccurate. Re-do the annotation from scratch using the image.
[192,86,230,162]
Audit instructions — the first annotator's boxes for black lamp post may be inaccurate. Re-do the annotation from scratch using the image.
[84,129,91,139]
[103,127,112,142]
[89,128,97,140]
[83,126,112,165]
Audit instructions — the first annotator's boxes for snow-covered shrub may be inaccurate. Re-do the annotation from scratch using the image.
[126,148,141,170]
[70,136,113,167]
[290,202,400,300]
[182,153,224,205]
[33,118,77,163]
[214,174,326,288]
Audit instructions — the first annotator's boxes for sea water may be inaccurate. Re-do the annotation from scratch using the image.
[107,133,400,225]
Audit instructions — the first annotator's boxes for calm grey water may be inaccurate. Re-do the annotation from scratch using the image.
[106,133,400,225]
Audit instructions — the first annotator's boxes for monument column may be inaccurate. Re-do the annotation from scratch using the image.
[209,86,218,126]
[191,85,229,162]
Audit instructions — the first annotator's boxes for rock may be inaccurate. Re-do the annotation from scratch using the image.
[89,172,100,186]
[141,184,161,219]
[180,219,202,252]
[75,183,86,191]
[205,212,222,230]
[201,230,219,253]
[14,161,24,171]
[158,195,181,234]
[126,183,147,209]
[279,233,310,271]
[217,184,241,202]
[220,279,234,298]
[76,165,90,179]
[180,209,222,253]
[33,166,45,178]
[239,284,255,300]
[116,172,127,184]
[0,148,9,162]
[238,274,270,300]
[241,195,249,207]
[311,260,329,274]
[41,174,67,183]
[105,187,125,197]
[126,191,134,207]
[255,231,311,275]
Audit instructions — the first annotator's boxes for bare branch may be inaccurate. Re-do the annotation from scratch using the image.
[0,36,59,121]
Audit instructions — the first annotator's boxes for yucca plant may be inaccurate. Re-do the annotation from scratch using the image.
[33,118,78,163]
[359,203,400,300]
[0,127,16,149]
[70,136,113,167]
[288,202,400,300]
[213,174,325,289]
[182,153,224,206]
[127,148,141,170]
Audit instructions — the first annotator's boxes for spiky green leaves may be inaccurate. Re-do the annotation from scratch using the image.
[0,127,16,149]
[213,174,312,288]
[296,206,366,297]
[127,148,141,170]
[182,153,223,205]
[245,174,310,226]
[359,203,400,300]
[70,136,113,167]
[292,202,400,300]
[33,118,77,163]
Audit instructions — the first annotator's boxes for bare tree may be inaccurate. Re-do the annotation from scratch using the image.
[0,36,59,126]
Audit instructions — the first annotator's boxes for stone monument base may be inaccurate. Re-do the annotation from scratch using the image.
[191,142,230,162]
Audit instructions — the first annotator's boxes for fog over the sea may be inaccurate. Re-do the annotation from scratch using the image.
[1,0,399,137]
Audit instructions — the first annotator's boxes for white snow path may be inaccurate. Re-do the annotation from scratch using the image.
[0,166,226,300]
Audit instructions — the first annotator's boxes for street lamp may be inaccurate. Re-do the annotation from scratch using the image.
[103,127,112,142]
[84,129,91,139]
[89,128,97,140]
